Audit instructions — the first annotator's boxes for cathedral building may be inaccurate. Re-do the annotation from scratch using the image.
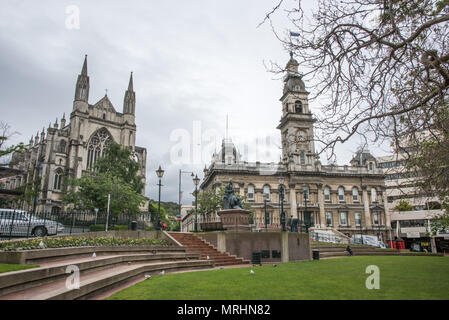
[200,53,391,240]
[5,56,147,213]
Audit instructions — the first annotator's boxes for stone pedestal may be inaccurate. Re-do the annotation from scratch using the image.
[218,209,251,231]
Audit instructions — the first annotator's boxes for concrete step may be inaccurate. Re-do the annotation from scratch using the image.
[0,259,214,300]
[168,232,250,267]
[0,252,201,297]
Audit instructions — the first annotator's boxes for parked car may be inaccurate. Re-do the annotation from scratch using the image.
[0,209,64,237]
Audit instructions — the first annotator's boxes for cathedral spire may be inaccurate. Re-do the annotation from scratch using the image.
[123,72,136,115]
[81,54,88,76]
[74,54,90,104]
[128,72,134,92]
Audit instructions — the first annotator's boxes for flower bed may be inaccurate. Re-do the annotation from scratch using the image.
[0,236,172,251]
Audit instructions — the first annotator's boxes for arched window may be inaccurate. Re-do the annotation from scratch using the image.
[59,140,67,153]
[247,185,255,200]
[371,188,378,203]
[300,151,306,165]
[324,187,331,201]
[263,185,271,201]
[295,100,302,113]
[352,187,359,202]
[51,206,61,214]
[87,128,113,170]
[53,169,63,190]
[338,187,345,202]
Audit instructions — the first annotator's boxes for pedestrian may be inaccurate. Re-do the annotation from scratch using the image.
[346,245,353,256]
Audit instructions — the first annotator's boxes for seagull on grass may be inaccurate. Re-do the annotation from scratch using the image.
[39,241,46,249]
[250,270,255,275]
[160,270,165,275]
[145,274,152,280]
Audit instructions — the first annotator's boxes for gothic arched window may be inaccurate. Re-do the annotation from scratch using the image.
[59,140,67,153]
[295,100,303,113]
[86,128,113,170]
[53,169,63,190]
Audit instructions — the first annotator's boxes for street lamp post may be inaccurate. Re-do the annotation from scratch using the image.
[192,174,200,232]
[155,166,164,231]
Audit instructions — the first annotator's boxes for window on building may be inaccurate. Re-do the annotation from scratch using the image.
[263,185,271,201]
[59,140,67,153]
[53,170,63,190]
[340,212,347,225]
[352,187,359,202]
[295,100,303,113]
[51,206,61,214]
[369,162,373,170]
[248,185,255,201]
[338,187,345,202]
[326,212,333,226]
[303,186,309,201]
[324,187,331,201]
[373,211,380,225]
[300,152,306,165]
[86,128,113,170]
[371,188,378,203]
[355,212,361,226]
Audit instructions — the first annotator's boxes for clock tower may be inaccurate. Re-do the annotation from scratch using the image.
[277,52,317,169]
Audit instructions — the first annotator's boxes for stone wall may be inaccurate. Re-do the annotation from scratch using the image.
[198,231,311,263]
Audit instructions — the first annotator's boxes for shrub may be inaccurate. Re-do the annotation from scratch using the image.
[89,224,106,232]
[0,236,172,251]
[114,225,128,231]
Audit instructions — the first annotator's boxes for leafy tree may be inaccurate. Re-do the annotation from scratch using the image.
[95,142,144,193]
[64,143,145,214]
[429,202,449,235]
[395,200,414,211]
[0,122,27,162]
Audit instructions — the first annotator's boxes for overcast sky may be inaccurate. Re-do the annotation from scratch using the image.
[0,1,392,205]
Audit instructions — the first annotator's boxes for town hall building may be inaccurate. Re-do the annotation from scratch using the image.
[4,56,147,213]
[198,53,391,240]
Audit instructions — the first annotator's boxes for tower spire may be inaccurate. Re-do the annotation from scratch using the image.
[128,72,134,91]
[123,72,136,115]
[81,54,88,76]
[74,54,90,105]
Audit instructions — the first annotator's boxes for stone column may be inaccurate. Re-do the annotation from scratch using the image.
[317,183,325,228]
[281,232,289,263]
[238,182,245,198]
[362,185,372,227]
[289,184,297,219]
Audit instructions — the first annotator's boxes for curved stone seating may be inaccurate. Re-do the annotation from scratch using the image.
[0,246,214,300]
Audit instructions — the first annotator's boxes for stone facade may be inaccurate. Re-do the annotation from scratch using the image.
[200,53,391,240]
[4,56,147,212]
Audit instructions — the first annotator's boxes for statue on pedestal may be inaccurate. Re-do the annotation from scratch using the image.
[223,180,243,209]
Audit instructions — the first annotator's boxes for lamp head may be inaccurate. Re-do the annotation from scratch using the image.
[156,165,164,178]
[193,174,200,186]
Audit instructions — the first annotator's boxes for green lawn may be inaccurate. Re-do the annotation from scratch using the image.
[0,264,38,274]
[107,256,449,300]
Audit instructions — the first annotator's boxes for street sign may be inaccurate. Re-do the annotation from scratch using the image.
[177,216,182,221]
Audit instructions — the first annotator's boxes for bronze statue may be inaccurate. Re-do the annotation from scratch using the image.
[223,180,243,209]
